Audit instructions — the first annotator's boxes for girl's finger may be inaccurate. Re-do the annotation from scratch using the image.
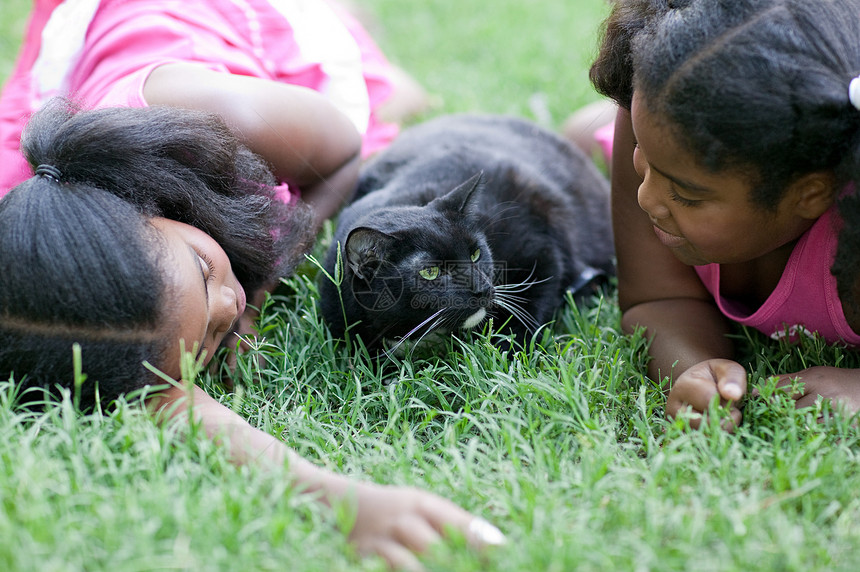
[669,404,704,429]
[670,377,717,413]
[415,495,507,548]
[721,405,743,434]
[466,517,508,547]
[370,539,425,572]
[712,360,747,402]
[391,513,442,554]
[775,374,808,400]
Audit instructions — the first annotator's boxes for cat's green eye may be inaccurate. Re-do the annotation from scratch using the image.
[470,249,481,262]
[419,266,440,281]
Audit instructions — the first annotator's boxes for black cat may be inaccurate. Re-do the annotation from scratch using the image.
[319,113,614,352]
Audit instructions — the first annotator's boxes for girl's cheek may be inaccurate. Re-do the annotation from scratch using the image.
[632,145,646,179]
[636,180,657,215]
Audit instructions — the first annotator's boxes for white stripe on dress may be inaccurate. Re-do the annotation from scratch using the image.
[266,0,370,134]
[31,0,101,108]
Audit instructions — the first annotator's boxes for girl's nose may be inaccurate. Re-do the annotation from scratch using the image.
[632,146,670,221]
[637,180,671,221]
[214,284,239,332]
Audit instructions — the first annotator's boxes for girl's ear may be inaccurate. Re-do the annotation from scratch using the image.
[789,171,838,220]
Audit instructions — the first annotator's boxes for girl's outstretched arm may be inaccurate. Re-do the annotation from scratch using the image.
[611,108,744,427]
[142,62,362,227]
[150,384,505,571]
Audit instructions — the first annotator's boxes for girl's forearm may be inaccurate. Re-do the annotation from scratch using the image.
[151,385,291,466]
[150,385,363,501]
[300,153,361,229]
[142,63,362,193]
[622,298,736,385]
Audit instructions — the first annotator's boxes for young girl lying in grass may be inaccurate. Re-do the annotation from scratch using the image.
[0,100,505,571]
[588,0,860,429]
[1,0,430,344]
[0,1,502,567]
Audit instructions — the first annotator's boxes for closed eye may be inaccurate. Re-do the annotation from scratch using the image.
[668,186,702,207]
[187,246,213,356]
[198,251,217,281]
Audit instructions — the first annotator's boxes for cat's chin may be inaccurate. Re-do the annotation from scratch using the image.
[383,330,450,357]
[461,307,487,330]
[382,308,487,356]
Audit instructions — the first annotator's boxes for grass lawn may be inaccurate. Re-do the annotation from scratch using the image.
[3,1,860,571]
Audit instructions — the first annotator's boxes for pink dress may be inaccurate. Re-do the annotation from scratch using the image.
[594,121,614,163]
[695,208,860,347]
[0,0,399,196]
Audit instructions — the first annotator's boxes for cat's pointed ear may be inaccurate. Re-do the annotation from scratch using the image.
[438,171,485,213]
[345,227,395,280]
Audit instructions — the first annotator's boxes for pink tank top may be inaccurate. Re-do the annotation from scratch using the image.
[0,0,398,195]
[694,208,860,347]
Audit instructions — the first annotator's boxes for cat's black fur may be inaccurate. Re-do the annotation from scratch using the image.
[319,114,614,351]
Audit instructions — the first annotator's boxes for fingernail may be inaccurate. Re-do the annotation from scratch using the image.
[725,383,742,400]
[468,517,507,546]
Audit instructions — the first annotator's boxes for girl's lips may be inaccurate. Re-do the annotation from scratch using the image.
[652,224,686,248]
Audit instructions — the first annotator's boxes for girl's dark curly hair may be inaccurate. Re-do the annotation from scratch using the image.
[0,99,315,408]
[590,0,860,316]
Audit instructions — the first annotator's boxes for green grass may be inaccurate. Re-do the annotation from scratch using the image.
[3,1,860,571]
[0,0,28,84]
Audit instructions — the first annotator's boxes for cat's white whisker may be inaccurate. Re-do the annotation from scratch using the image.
[384,307,448,356]
[492,291,529,304]
[492,263,551,294]
[393,311,460,358]
[411,314,454,346]
[495,273,549,288]
[493,296,539,331]
[493,295,532,320]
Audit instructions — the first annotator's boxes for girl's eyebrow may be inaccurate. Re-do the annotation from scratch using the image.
[650,163,715,195]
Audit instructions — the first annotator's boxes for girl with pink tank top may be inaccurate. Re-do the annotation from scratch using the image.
[587,0,860,428]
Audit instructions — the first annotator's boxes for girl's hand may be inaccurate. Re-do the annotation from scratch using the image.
[347,481,506,571]
[666,359,748,431]
[772,366,860,414]
[153,387,505,571]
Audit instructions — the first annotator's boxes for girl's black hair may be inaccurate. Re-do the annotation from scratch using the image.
[590,0,860,313]
[0,99,315,408]
[590,0,673,111]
